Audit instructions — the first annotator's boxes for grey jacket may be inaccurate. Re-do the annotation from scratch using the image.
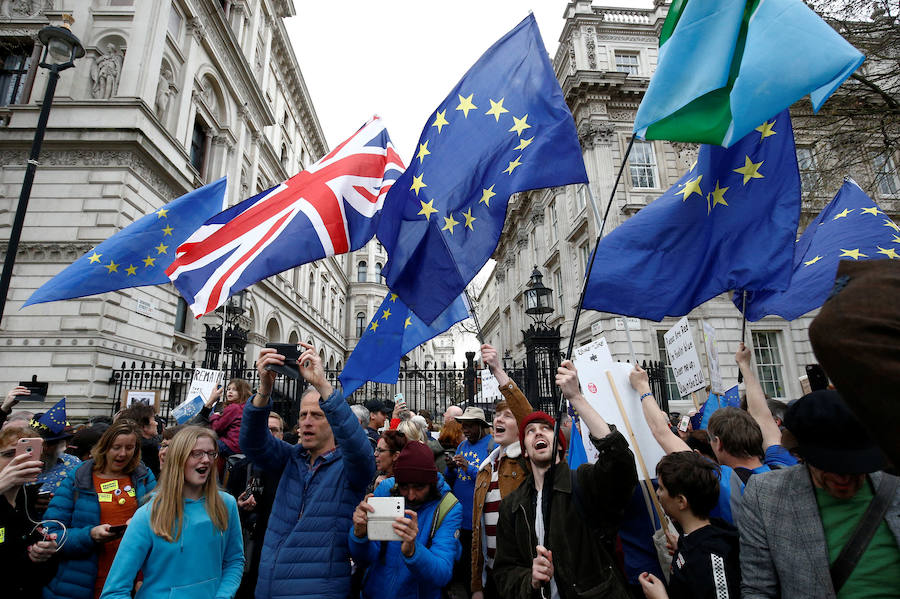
[737,464,900,599]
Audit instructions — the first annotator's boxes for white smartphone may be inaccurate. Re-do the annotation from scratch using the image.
[367,496,404,542]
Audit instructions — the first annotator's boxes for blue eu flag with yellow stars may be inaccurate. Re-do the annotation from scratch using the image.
[740,178,900,321]
[377,14,588,324]
[583,110,800,321]
[24,178,226,307]
[339,291,470,398]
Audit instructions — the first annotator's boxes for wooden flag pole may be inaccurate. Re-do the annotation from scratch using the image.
[606,370,666,525]
[690,391,701,412]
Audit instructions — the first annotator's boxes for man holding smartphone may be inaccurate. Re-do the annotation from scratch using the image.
[239,342,375,599]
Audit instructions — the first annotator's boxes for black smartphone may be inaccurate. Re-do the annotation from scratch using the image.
[805,364,829,392]
[18,377,48,402]
[107,524,128,535]
[264,343,301,379]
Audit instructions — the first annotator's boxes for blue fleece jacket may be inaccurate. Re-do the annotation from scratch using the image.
[239,387,375,599]
[349,474,462,599]
[43,460,155,599]
[98,491,244,599]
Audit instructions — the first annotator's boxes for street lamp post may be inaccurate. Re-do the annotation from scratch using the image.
[521,267,562,412]
[0,19,85,324]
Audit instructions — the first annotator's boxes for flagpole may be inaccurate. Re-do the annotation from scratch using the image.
[738,290,747,383]
[464,288,485,344]
[219,302,227,374]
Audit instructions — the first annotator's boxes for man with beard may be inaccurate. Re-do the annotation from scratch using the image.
[493,360,637,599]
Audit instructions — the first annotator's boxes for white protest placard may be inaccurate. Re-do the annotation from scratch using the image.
[172,368,223,424]
[701,320,724,395]
[664,317,706,397]
[480,368,502,403]
[571,336,614,365]
[572,339,666,480]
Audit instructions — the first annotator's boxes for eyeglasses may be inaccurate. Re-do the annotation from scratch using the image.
[374,447,394,454]
[189,450,218,460]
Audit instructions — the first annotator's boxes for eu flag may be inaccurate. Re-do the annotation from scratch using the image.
[740,179,900,321]
[377,14,588,324]
[698,385,741,430]
[583,110,800,321]
[24,178,226,307]
[339,291,470,398]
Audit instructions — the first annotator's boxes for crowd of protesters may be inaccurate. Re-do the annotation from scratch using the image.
[1,298,898,599]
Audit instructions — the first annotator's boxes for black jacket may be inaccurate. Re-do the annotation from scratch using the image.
[0,487,58,599]
[667,519,741,599]
[493,430,637,599]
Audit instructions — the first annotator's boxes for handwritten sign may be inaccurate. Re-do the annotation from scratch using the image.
[701,320,724,395]
[663,317,706,397]
[571,336,614,365]
[573,340,667,480]
[172,368,223,424]
[480,369,502,403]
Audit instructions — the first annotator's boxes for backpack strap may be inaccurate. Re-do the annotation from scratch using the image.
[426,492,459,549]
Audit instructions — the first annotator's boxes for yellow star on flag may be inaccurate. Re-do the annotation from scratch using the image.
[734,156,764,184]
[883,219,900,233]
[404,316,412,329]
[390,293,398,302]
[416,141,431,163]
[755,120,776,139]
[143,255,156,267]
[442,213,459,234]
[832,208,854,220]
[675,175,703,201]
[88,252,102,264]
[485,98,509,122]
[156,208,168,218]
[105,260,119,273]
[839,248,867,260]
[877,246,900,259]
[410,174,427,196]
[417,199,438,221]
[381,308,392,320]
[803,255,823,266]
[455,93,477,118]
[125,264,137,276]
[479,185,496,207]
[431,109,449,133]
[503,155,523,175]
[514,137,533,151]
[155,242,168,255]
[708,180,729,211]
[162,225,174,236]
[370,321,379,332]
[508,114,531,136]
[892,235,900,244]
[462,207,477,230]
[689,159,698,172]
[860,206,881,216]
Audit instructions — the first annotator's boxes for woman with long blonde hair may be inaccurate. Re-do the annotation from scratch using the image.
[99,426,243,599]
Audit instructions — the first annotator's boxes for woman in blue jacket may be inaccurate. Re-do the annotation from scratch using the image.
[43,420,156,599]
[350,441,462,599]
[100,426,243,599]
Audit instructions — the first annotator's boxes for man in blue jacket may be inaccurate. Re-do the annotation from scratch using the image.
[240,342,375,599]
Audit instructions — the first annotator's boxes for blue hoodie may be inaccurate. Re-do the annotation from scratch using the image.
[349,474,462,599]
[99,490,243,599]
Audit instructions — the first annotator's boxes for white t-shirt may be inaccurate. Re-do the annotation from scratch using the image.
[535,489,559,599]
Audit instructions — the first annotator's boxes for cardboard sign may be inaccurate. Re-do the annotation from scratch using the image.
[172,368,223,424]
[480,368,502,403]
[572,339,666,480]
[663,317,706,397]
[701,320,724,395]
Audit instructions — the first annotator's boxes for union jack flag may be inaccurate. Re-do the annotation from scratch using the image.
[166,117,404,316]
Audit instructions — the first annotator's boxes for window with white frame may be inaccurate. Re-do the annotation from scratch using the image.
[0,42,33,107]
[796,147,818,193]
[577,185,587,212]
[357,261,367,283]
[752,331,786,399]
[614,52,639,75]
[656,330,681,401]
[873,152,900,196]
[355,312,366,338]
[629,141,658,188]
[549,200,559,242]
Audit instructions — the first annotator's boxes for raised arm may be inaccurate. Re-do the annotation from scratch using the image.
[239,348,296,472]
[482,344,532,424]
[735,343,781,450]
[557,360,610,438]
[629,365,690,454]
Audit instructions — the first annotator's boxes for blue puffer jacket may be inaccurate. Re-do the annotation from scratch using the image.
[349,474,462,599]
[42,459,156,599]
[239,388,375,599]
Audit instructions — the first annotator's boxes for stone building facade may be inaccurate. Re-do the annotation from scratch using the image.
[477,0,899,411]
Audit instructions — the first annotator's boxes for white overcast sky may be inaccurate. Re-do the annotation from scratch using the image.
[285,0,650,163]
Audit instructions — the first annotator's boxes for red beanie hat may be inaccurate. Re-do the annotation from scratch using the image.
[393,441,438,485]
[519,411,567,456]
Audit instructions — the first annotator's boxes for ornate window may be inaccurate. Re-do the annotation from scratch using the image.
[614,52,639,75]
[629,141,658,189]
[0,41,33,107]
[356,312,366,338]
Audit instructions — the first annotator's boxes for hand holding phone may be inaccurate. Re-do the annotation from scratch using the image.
[15,437,43,459]
[107,524,128,536]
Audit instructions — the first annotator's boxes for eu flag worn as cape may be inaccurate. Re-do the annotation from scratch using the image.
[339,291,470,398]
[583,110,800,321]
[740,179,900,321]
[377,14,588,324]
[24,178,226,307]
[634,0,864,147]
